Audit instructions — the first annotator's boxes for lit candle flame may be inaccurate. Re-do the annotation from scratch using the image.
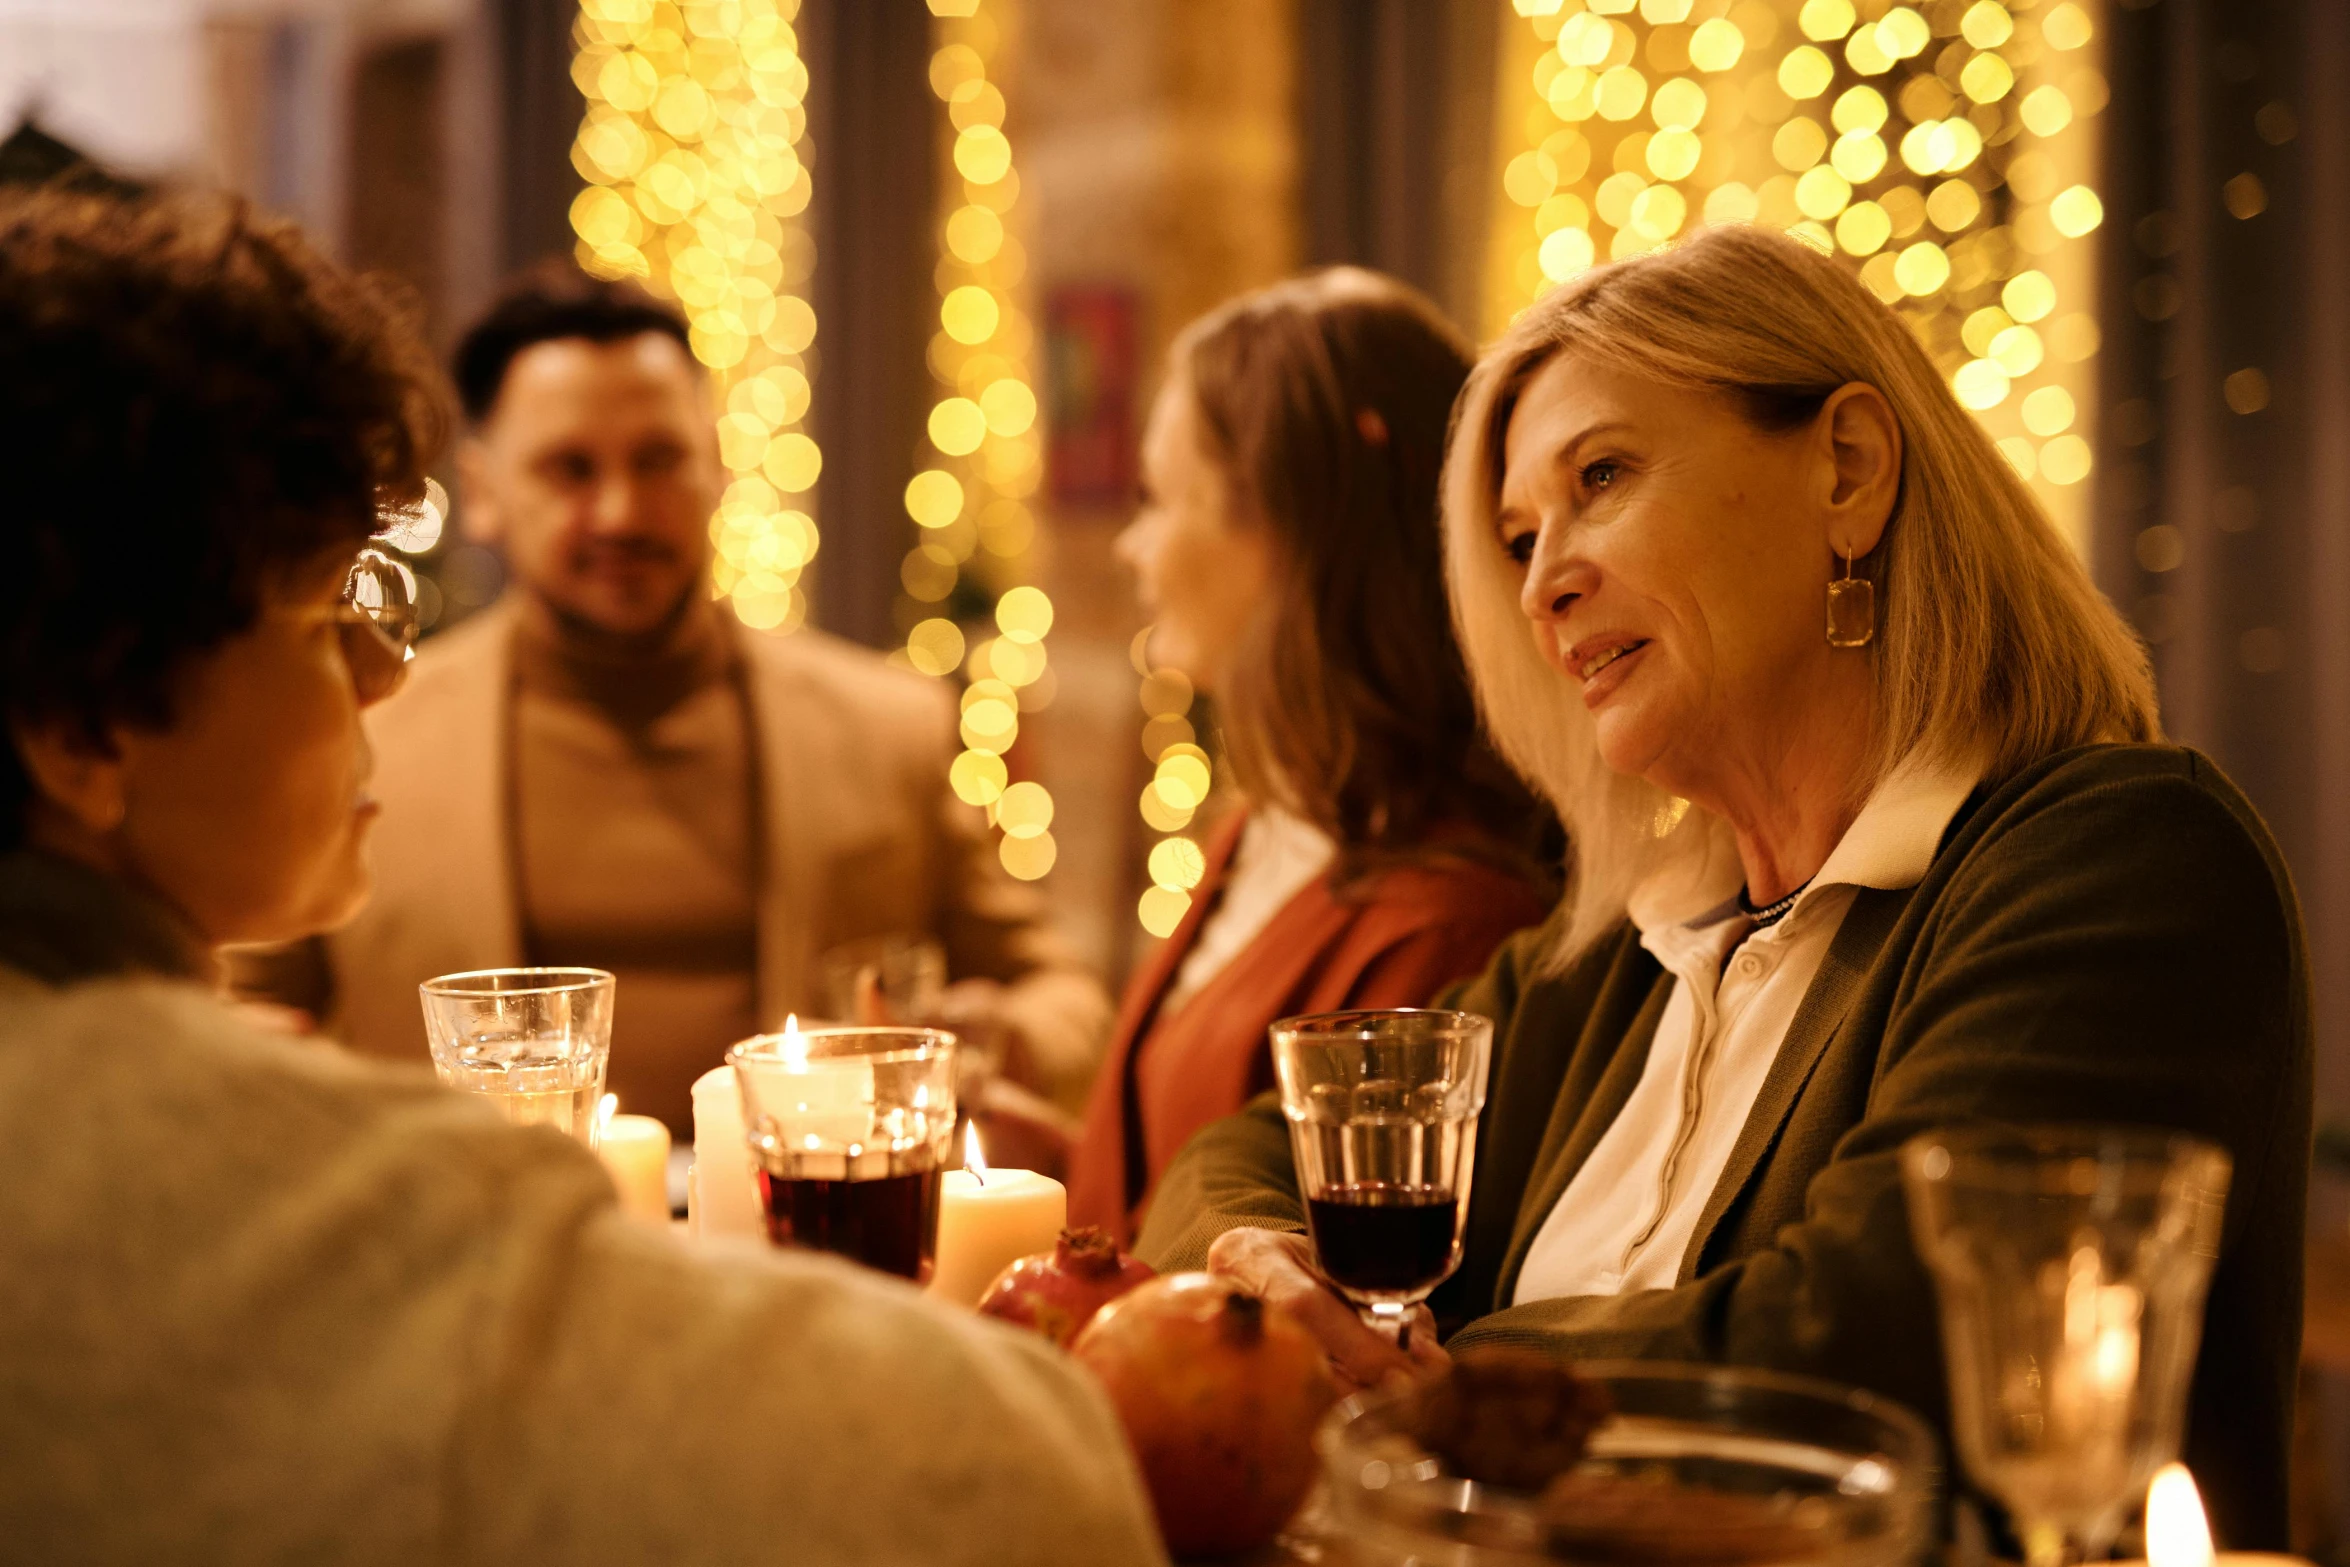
[781,1012,804,1068]
[596,1093,617,1132]
[964,1121,988,1183]
[2146,1464,2215,1567]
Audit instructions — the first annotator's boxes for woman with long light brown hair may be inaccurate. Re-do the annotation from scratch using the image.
[1067,269,1555,1243]
[1140,227,2308,1549]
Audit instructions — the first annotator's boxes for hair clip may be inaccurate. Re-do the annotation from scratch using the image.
[1355,408,1390,447]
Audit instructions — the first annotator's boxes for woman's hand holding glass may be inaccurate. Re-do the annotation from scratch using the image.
[1202,1008,1491,1392]
[1205,1226,1447,1392]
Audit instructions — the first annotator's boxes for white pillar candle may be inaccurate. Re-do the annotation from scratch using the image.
[597,1110,672,1222]
[2120,1464,2318,1567]
[689,1065,763,1241]
[929,1128,1067,1306]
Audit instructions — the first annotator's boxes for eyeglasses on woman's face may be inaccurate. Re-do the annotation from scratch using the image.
[339,546,418,704]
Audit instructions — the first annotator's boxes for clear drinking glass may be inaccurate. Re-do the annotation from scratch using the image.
[419,967,616,1147]
[1271,1009,1494,1346]
[819,935,999,1126]
[820,934,948,1023]
[729,1026,958,1282]
[1900,1125,2232,1567]
[1322,1361,1940,1566]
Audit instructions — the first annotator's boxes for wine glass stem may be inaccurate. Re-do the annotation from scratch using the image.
[1363,1301,1409,1351]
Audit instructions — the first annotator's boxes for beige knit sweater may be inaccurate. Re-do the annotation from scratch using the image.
[0,965,1167,1563]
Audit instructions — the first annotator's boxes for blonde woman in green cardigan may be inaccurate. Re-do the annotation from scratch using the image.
[1139,226,2310,1550]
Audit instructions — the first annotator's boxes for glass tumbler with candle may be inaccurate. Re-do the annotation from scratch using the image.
[419,967,616,1147]
[1900,1126,2232,1567]
[729,1025,958,1282]
[1270,1009,1492,1346]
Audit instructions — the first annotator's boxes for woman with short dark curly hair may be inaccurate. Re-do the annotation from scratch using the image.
[0,183,441,931]
[0,190,1162,1564]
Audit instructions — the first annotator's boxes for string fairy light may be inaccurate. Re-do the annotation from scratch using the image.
[1133,637,1212,938]
[902,0,1058,884]
[1492,0,2105,549]
[568,0,822,631]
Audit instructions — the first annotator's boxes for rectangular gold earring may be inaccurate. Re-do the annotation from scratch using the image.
[1826,549,1875,648]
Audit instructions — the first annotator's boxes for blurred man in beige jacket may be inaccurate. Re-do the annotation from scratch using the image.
[251,270,1107,1135]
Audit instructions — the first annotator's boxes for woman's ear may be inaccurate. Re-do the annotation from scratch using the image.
[11,719,129,839]
[1819,382,1902,559]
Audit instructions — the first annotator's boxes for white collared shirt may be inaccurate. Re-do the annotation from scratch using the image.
[1158,808,1334,1019]
[1510,755,1982,1305]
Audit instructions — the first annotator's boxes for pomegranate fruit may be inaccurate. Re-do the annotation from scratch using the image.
[976,1227,1156,1347]
[1071,1272,1338,1558]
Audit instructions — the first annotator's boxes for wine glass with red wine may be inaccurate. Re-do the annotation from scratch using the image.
[1270,1009,1493,1346]
[729,1025,959,1282]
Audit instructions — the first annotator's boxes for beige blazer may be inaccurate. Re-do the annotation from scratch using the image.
[316,601,1108,1095]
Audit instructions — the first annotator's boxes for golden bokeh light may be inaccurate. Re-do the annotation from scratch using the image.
[1801,0,1855,40]
[999,832,1057,881]
[2040,433,2092,485]
[1139,781,1194,834]
[950,748,1009,806]
[571,0,821,631]
[1147,837,1207,892]
[928,396,988,456]
[1492,0,2107,550]
[996,780,1054,839]
[2021,385,2076,436]
[954,124,1013,184]
[980,378,1038,436]
[894,0,1059,883]
[905,468,965,529]
[940,284,1001,345]
[1137,884,1192,940]
[960,694,1019,753]
[1140,712,1195,760]
[1134,642,1215,929]
[1689,16,1745,70]
[901,542,958,601]
[995,584,1053,643]
[907,617,966,677]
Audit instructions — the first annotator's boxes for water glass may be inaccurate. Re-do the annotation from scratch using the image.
[1270,1009,1493,1342]
[820,934,948,1023]
[820,934,1000,1125]
[1900,1125,2231,1567]
[419,967,616,1147]
[729,1026,958,1281]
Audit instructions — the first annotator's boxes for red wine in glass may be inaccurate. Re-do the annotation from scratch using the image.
[1306,1181,1459,1296]
[758,1167,943,1282]
[1272,1010,1494,1348]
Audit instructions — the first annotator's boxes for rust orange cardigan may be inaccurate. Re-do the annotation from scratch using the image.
[1068,811,1551,1244]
